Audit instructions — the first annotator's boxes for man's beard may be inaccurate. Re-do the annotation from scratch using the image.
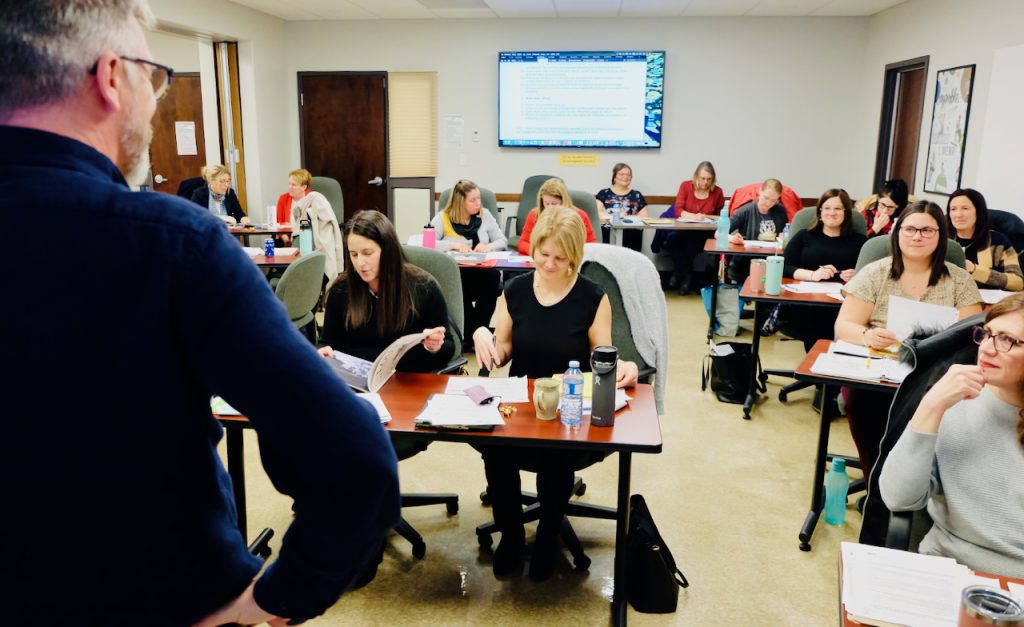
[118,103,153,187]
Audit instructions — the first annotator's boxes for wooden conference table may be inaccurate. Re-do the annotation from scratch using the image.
[229,224,293,246]
[737,276,843,420]
[702,239,781,341]
[217,373,663,626]
[794,341,898,552]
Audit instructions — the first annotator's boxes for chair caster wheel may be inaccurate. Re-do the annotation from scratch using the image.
[574,483,587,497]
[479,491,491,506]
[446,501,459,515]
[778,390,788,402]
[573,554,592,571]
[799,542,811,552]
[412,542,426,559]
[477,532,493,548]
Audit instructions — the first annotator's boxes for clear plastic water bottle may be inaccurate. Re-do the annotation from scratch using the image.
[824,458,850,525]
[610,202,622,225]
[560,360,584,428]
[715,208,730,247]
[781,223,791,250]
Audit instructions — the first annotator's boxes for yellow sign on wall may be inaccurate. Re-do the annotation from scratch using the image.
[558,153,600,167]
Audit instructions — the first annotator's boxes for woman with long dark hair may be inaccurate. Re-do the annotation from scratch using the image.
[835,201,982,481]
[947,188,1023,291]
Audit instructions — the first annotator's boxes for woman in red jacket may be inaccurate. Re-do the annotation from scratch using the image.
[516,178,597,255]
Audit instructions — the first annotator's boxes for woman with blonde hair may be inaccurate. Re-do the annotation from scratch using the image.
[516,178,597,255]
[190,164,248,224]
[474,206,638,581]
[430,180,507,348]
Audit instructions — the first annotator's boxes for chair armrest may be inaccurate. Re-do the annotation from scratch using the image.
[637,365,656,385]
[885,511,913,550]
[504,215,518,239]
[436,356,468,375]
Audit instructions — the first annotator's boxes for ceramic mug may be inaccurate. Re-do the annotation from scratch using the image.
[533,378,561,421]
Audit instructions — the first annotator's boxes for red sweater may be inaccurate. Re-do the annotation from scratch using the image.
[673,180,725,217]
[276,189,310,224]
[517,207,598,255]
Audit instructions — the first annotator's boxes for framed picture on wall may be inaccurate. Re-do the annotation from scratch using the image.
[923,64,976,195]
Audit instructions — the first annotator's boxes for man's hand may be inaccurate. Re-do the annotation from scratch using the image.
[192,582,289,627]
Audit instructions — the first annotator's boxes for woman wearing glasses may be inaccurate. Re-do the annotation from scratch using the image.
[947,188,1023,291]
[191,164,248,225]
[835,201,982,481]
[859,179,911,238]
[879,293,1024,578]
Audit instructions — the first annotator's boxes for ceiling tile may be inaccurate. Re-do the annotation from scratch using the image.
[683,0,759,17]
[745,0,831,17]
[810,0,906,16]
[554,0,621,17]
[619,0,692,17]
[431,8,498,17]
[485,0,557,18]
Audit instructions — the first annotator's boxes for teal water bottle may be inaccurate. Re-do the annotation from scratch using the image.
[299,218,313,255]
[716,208,730,247]
[824,458,850,525]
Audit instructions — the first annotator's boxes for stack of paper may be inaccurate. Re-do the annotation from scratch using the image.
[743,239,781,249]
[508,255,533,263]
[356,392,391,424]
[783,281,843,295]
[241,247,262,257]
[445,376,529,402]
[413,393,505,430]
[841,542,977,627]
[811,352,912,383]
[980,288,1014,305]
[642,218,676,226]
[677,217,715,224]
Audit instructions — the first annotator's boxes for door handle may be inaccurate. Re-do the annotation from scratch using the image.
[154,174,167,184]
[367,176,384,186]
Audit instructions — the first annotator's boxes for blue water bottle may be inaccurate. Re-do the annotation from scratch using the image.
[716,208,730,248]
[824,458,850,525]
[560,361,584,428]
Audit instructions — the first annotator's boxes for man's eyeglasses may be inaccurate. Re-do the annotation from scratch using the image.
[89,56,174,101]
[899,225,940,238]
[973,326,1024,352]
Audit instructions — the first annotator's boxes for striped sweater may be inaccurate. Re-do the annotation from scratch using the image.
[957,231,1024,291]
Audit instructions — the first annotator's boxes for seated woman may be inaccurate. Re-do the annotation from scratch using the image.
[516,178,597,255]
[273,167,314,244]
[190,164,249,225]
[782,189,867,351]
[859,178,910,238]
[726,178,788,283]
[879,293,1024,578]
[835,201,982,481]
[473,206,638,581]
[595,162,647,252]
[290,175,344,281]
[661,161,725,295]
[947,188,1023,291]
[430,179,507,350]
[318,209,452,372]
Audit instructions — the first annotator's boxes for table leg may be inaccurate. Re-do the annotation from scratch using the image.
[226,427,248,544]
[707,256,722,341]
[612,451,632,627]
[799,383,834,551]
[610,226,623,247]
[743,301,762,420]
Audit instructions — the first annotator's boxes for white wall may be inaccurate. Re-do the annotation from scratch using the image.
[149,0,291,216]
[282,16,870,204]
[860,0,1024,209]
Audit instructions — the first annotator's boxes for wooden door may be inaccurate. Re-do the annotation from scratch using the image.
[298,73,388,221]
[889,67,926,186]
[149,73,208,197]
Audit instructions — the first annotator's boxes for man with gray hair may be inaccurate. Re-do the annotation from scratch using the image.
[0,1,400,625]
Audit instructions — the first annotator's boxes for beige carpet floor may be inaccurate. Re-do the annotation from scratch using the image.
[225,288,861,625]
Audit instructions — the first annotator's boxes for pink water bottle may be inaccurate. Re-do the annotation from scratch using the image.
[422,224,436,249]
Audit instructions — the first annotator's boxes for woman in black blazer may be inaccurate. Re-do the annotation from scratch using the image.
[190,164,248,224]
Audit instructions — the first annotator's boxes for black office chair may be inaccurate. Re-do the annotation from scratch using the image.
[859,316,981,548]
[177,176,204,200]
[989,209,1024,254]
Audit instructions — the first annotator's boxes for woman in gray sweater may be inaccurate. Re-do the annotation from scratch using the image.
[879,293,1024,578]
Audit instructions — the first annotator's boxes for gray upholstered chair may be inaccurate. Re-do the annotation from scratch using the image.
[579,260,656,383]
[274,251,326,343]
[309,176,345,227]
[855,235,965,271]
[508,174,560,247]
[402,245,467,372]
[787,206,868,244]
[437,186,499,222]
[569,189,603,237]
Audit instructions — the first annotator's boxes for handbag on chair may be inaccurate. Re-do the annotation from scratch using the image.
[626,494,689,613]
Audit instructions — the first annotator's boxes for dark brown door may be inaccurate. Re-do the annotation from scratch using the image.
[298,72,388,221]
[874,57,928,193]
[149,73,208,197]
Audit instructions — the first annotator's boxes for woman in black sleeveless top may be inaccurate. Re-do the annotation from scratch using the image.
[473,206,639,581]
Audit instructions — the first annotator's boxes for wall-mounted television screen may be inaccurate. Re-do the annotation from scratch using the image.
[498,50,665,148]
